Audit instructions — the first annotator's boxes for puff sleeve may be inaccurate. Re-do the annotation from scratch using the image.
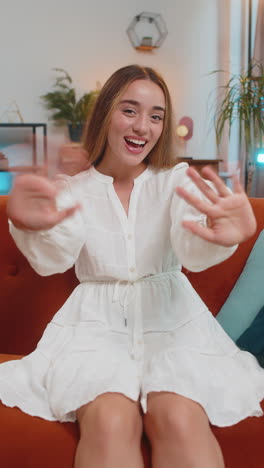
[9,176,86,276]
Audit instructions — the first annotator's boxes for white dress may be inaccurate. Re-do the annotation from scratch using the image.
[0,163,263,426]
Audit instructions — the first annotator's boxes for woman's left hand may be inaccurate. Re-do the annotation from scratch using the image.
[175,165,257,246]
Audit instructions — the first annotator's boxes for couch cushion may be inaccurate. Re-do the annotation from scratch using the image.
[0,354,23,364]
[0,353,79,468]
[0,195,79,355]
[212,400,264,468]
[216,230,264,341]
[0,400,78,468]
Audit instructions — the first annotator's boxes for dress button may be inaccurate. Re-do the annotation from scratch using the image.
[129,267,135,273]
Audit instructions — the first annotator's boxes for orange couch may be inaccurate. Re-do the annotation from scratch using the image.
[0,194,263,468]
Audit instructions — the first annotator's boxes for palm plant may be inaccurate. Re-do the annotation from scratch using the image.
[41,68,98,141]
[214,62,264,194]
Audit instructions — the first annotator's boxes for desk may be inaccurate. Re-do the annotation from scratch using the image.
[0,123,47,166]
[178,158,222,175]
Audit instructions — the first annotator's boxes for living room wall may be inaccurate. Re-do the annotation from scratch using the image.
[0,0,221,163]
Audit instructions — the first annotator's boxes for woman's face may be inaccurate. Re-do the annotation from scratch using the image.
[104,79,165,167]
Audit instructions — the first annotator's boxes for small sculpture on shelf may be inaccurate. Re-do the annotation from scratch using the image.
[0,100,24,123]
[141,36,153,47]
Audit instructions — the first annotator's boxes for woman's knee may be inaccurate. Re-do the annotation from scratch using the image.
[77,392,143,445]
[144,392,210,444]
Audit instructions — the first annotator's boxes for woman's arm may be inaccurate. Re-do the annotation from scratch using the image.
[170,166,256,272]
[8,174,86,276]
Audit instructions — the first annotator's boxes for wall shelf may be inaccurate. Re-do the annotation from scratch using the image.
[135,45,157,52]
[127,12,168,51]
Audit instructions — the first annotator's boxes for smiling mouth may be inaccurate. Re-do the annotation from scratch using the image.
[124,137,147,149]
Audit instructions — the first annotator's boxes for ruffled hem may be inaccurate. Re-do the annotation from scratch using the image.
[141,383,263,427]
[0,394,56,421]
[0,359,140,423]
[1,313,264,426]
[142,346,264,427]
[45,343,141,422]
[0,378,56,421]
[59,386,139,423]
[0,356,57,421]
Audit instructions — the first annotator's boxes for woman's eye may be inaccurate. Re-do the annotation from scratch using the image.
[123,108,136,115]
[152,114,163,121]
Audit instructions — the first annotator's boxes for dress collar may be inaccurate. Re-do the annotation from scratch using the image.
[89,165,153,185]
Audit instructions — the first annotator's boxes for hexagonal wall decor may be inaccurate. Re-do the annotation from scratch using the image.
[127,12,168,51]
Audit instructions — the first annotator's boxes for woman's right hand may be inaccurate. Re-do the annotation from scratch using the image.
[7,174,80,231]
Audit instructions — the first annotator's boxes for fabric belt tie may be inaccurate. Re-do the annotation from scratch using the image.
[112,280,142,359]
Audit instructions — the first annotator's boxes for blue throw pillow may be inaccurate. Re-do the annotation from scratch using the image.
[236,305,264,367]
[216,230,264,341]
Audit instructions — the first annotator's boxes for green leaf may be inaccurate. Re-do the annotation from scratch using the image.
[41,69,98,124]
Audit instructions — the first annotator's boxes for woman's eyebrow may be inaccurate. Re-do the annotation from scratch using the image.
[119,99,165,112]
[153,105,165,113]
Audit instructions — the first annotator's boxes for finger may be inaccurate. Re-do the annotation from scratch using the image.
[175,185,217,217]
[181,220,216,243]
[200,166,231,197]
[56,203,82,223]
[14,174,58,200]
[185,167,218,203]
[231,173,244,194]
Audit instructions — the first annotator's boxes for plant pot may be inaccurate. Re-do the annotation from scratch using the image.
[0,152,9,171]
[68,123,84,142]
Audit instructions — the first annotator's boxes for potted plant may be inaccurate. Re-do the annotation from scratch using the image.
[214,61,264,194]
[41,68,98,142]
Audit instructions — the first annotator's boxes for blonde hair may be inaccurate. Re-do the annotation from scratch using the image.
[82,65,178,168]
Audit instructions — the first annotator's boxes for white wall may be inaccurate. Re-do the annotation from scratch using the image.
[0,0,220,165]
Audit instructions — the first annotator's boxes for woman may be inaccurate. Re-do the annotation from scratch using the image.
[0,65,263,468]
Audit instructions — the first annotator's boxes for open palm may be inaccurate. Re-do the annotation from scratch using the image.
[7,174,80,231]
[175,166,257,246]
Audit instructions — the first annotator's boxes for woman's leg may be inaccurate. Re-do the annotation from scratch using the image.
[144,392,225,468]
[74,392,144,468]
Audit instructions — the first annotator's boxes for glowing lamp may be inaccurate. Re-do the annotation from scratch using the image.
[255,149,264,165]
[176,125,189,138]
[176,117,193,141]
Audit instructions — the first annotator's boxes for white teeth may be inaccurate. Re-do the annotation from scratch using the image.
[126,138,146,145]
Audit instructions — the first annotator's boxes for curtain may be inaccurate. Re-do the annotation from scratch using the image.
[253,0,264,63]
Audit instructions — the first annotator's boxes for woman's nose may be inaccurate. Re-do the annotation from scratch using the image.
[132,115,148,134]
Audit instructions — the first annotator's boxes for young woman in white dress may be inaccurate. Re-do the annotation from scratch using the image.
[1,65,263,468]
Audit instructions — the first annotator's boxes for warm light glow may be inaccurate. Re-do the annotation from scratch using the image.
[176,124,189,138]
